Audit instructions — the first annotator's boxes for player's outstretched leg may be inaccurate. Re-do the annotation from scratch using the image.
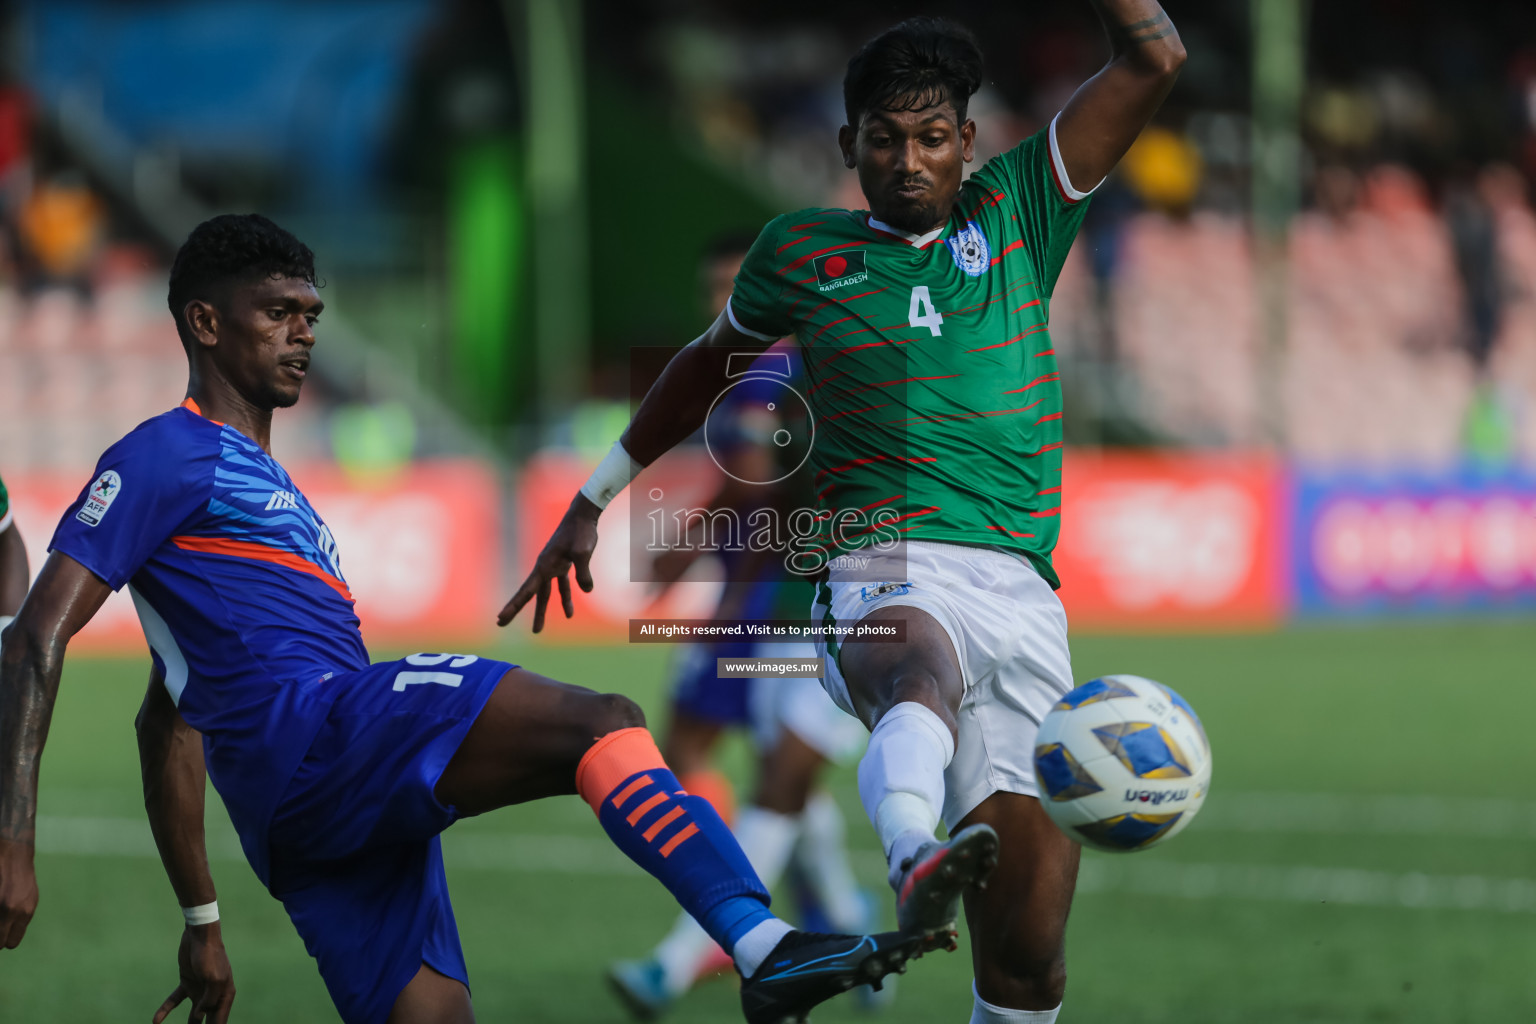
[436,667,924,1024]
[840,606,999,950]
[957,792,1077,1024]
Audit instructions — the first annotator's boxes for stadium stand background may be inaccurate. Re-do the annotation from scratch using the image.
[590,0,1536,466]
[3,0,1536,630]
[8,1,1536,465]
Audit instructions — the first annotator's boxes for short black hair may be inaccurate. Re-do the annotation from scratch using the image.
[843,17,984,128]
[167,213,317,340]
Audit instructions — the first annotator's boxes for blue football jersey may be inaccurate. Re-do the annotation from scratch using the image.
[50,399,369,882]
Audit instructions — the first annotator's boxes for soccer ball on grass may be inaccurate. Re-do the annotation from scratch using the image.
[1032,675,1211,853]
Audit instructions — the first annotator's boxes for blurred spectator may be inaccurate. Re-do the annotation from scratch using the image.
[1446,165,1503,372]
[0,82,30,209]
[1447,164,1522,465]
[1120,126,1203,217]
[16,169,104,295]
[1311,164,1361,224]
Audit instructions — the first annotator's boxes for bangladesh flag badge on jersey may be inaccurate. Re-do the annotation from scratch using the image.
[814,250,868,292]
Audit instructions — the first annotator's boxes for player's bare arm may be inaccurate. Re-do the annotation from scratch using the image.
[0,552,113,949]
[138,669,235,1024]
[499,309,773,631]
[1055,0,1186,189]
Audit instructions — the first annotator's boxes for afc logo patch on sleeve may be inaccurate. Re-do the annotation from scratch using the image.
[76,470,122,527]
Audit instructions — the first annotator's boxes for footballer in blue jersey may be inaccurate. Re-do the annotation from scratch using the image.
[0,215,952,1024]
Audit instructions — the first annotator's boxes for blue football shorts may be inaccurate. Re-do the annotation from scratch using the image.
[669,574,783,725]
[264,653,515,1024]
[670,639,755,724]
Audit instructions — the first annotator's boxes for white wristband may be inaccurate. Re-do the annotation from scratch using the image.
[0,615,13,632]
[579,441,643,510]
[182,901,219,926]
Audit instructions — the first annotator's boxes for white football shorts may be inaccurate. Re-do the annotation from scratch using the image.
[811,540,1075,830]
[748,641,867,764]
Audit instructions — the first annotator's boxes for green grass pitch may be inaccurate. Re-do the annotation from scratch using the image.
[3,621,1534,1022]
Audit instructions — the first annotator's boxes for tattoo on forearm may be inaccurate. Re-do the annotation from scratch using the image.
[1117,11,1176,44]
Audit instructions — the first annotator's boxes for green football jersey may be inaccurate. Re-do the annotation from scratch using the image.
[0,470,10,532]
[729,122,1092,587]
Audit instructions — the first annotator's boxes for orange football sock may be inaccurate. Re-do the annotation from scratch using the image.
[679,768,736,826]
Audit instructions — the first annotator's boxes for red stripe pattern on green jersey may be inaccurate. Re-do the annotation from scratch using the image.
[729,124,1091,587]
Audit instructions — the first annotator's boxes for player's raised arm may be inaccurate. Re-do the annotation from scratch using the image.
[499,309,774,631]
[138,668,235,1024]
[0,552,113,949]
[1053,1,1186,192]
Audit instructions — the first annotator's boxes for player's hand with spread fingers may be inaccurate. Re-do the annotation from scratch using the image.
[153,922,235,1024]
[0,839,39,950]
[499,492,601,631]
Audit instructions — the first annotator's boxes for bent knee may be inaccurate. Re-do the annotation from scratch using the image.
[590,692,647,736]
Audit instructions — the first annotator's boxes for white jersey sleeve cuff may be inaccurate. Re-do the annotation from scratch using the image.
[0,509,12,533]
[1048,113,1104,203]
[726,297,779,342]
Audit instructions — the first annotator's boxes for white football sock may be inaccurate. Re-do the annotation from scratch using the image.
[970,983,1061,1022]
[733,918,794,979]
[733,806,801,891]
[793,790,869,932]
[857,701,954,889]
[652,915,714,995]
[653,807,801,990]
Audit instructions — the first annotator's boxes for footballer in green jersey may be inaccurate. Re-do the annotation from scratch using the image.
[0,470,28,627]
[512,6,1185,1022]
[727,125,1084,585]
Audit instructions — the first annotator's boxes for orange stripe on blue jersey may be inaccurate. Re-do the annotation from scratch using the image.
[171,534,354,601]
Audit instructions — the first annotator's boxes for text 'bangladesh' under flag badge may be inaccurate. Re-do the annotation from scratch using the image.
[814,250,868,292]
[946,221,990,277]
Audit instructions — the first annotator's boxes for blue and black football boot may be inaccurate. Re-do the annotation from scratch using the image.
[738,929,926,1024]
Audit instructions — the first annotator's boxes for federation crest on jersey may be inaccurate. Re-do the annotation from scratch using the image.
[813,250,868,292]
[76,470,122,527]
[945,221,991,277]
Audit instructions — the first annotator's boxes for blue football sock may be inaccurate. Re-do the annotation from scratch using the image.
[577,728,771,952]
